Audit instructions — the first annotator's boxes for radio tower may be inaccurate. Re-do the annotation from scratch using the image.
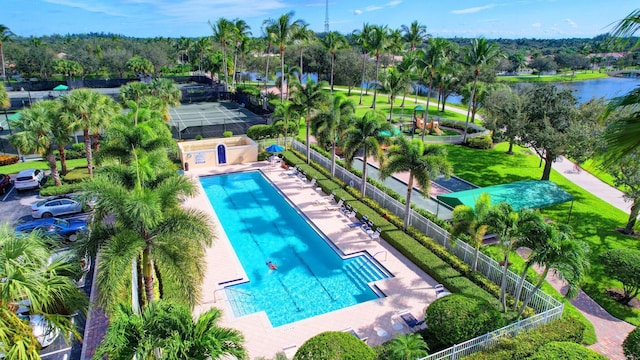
[324,0,330,33]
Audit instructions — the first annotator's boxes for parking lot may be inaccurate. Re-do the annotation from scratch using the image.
[1,180,91,360]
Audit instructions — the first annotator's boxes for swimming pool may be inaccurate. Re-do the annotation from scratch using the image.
[200,171,390,327]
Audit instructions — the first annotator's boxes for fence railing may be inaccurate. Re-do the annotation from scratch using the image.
[290,140,564,359]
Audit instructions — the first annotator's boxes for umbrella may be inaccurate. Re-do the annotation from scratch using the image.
[265,144,284,153]
[53,84,69,91]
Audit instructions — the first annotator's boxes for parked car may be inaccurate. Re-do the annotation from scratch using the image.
[31,196,83,218]
[14,169,45,191]
[15,300,60,348]
[0,174,11,194]
[15,217,87,242]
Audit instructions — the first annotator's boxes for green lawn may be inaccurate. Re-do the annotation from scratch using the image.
[0,158,88,175]
[445,142,640,326]
[497,71,609,82]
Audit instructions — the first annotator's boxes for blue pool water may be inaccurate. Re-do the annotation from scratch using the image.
[200,171,390,327]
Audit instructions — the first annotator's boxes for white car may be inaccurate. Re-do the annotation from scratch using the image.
[31,196,83,218]
[14,169,45,191]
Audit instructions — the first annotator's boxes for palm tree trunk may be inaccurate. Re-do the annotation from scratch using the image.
[371,55,380,109]
[472,245,480,272]
[517,266,549,317]
[232,50,238,88]
[264,44,271,91]
[84,128,93,176]
[359,52,367,105]
[92,132,100,153]
[222,44,229,91]
[0,44,6,86]
[389,96,394,123]
[361,148,368,200]
[513,264,532,311]
[142,246,155,304]
[403,175,414,230]
[462,75,478,143]
[46,153,62,186]
[280,48,285,103]
[154,265,164,299]
[330,53,335,93]
[305,110,311,164]
[500,253,509,312]
[300,48,304,77]
[57,145,68,175]
[422,75,434,141]
[330,140,336,178]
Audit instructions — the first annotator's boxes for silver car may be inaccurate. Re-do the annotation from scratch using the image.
[31,196,83,219]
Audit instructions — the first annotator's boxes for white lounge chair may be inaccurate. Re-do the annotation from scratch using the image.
[398,311,426,330]
[325,199,344,211]
[300,178,317,188]
[315,192,335,205]
[369,228,381,240]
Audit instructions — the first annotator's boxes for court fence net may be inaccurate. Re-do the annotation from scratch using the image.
[168,101,266,139]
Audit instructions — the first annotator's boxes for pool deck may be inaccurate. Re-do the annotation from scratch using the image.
[186,162,441,359]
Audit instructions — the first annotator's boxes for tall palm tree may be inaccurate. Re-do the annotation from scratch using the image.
[388,333,429,360]
[379,137,451,230]
[272,101,301,149]
[368,25,389,109]
[342,110,393,199]
[231,18,252,87]
[9,100,63,186]
[293,24,315,77]
[291,79,329,164]
[148,78,182,120]
[85,166,214,311]
[322,31,348,93]
[353,23,374,105]
[387,28,403,66]
[401,21,428,53]
[0,225,88,359]
[261,23,277,91]
[417,38,449,140]
[451,192,492,272]
[0,25,14,85]
[210,18,235,90]
[311,94,355,177]
[59,89,120,176]
[461,38,502,142]
[379,67,410,122]
[485,203,539,312]
[263,12,305,103]
[94,301,247,359]
[516,223,589,317]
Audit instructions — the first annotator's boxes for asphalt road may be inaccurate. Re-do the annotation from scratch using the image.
[1,180,90,360]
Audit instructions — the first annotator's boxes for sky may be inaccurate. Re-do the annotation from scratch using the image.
[3,0,638,39]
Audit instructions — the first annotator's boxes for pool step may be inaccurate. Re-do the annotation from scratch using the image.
[344,256,388,285]
[225,288,258,317]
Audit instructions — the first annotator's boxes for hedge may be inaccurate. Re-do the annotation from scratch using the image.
[624,327,640,360]
[293,331,376,360]
[529,342,607,360]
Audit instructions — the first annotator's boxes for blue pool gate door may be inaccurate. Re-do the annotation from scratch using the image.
[217,144,227,164]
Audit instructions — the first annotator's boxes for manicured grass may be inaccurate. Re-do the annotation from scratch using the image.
[497,72,609,83]
[445,142,640,327]
[0,158,88,175]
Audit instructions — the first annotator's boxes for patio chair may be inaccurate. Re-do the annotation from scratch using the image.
[342,327,368,343]
[300,178,317,188]
[398,311,426,330]
[362,220,374,232]
[345,209,357,220]
[325,199,344,211]
[315,192,335,205]
[284,166,299,176]
[348,215,368,228]
[369,228,381,240]
[340,203,352,215]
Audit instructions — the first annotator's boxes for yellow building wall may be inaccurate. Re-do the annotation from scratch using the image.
[177,136,259,171]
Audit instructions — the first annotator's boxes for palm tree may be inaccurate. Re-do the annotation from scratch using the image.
[261,23,277,91]
[272,101,301,149]
[451,192,492,272]
[387,28,403,66]
[148,78,182,120]
[231,18,252,87]
[368,25,389,109]
[311,94,355,177]
[379,137,451,230]
[59,89,121,176]
[322,31,348,93]
[0,82,9,109]
[417,38,449,140]
[401,21,428,53]
[0,225,88,359]
[379,67,410,122]
[9,100,63,186]
[291,79,329,164]
[342,110,393,199]
[0,25,14,85]
[485,203,539,312]
[388,333,429,360]
[293,24,315,77]
[210,18,235,90]
[275,64,302,91]
[603,87,640,161]
[353,23,374,105]
[516,223,589,317]
[85,166,214,311]
[461,38,502,142]
[263,12,305,103]
[94,301,247,359]
[608,8,640,50]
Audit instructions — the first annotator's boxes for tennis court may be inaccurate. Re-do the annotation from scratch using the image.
[168,101,265,139]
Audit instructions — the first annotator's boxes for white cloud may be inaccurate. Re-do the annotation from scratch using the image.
[532,22,541,28]
[365,5,383,11]
[387,0,401,6]
[42,0,128,17]
[151,0,287,23]
[353,9,363,15]
[451,4,495,14]
[565,18,578,28]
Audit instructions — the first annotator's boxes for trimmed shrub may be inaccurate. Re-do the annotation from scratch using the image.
[600,249,640,305]
[425,294,504,346]
[194,135,203,140]
[39,183,83,196]
[624,327,640,360]
[222,131,233,138]
[466,134,493,149]
[247,124,276,140]
[293,331,376,360]
[62,167,90,183]
[529,341,606,359]
[0,155,19,166]
[465,316,586,360]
